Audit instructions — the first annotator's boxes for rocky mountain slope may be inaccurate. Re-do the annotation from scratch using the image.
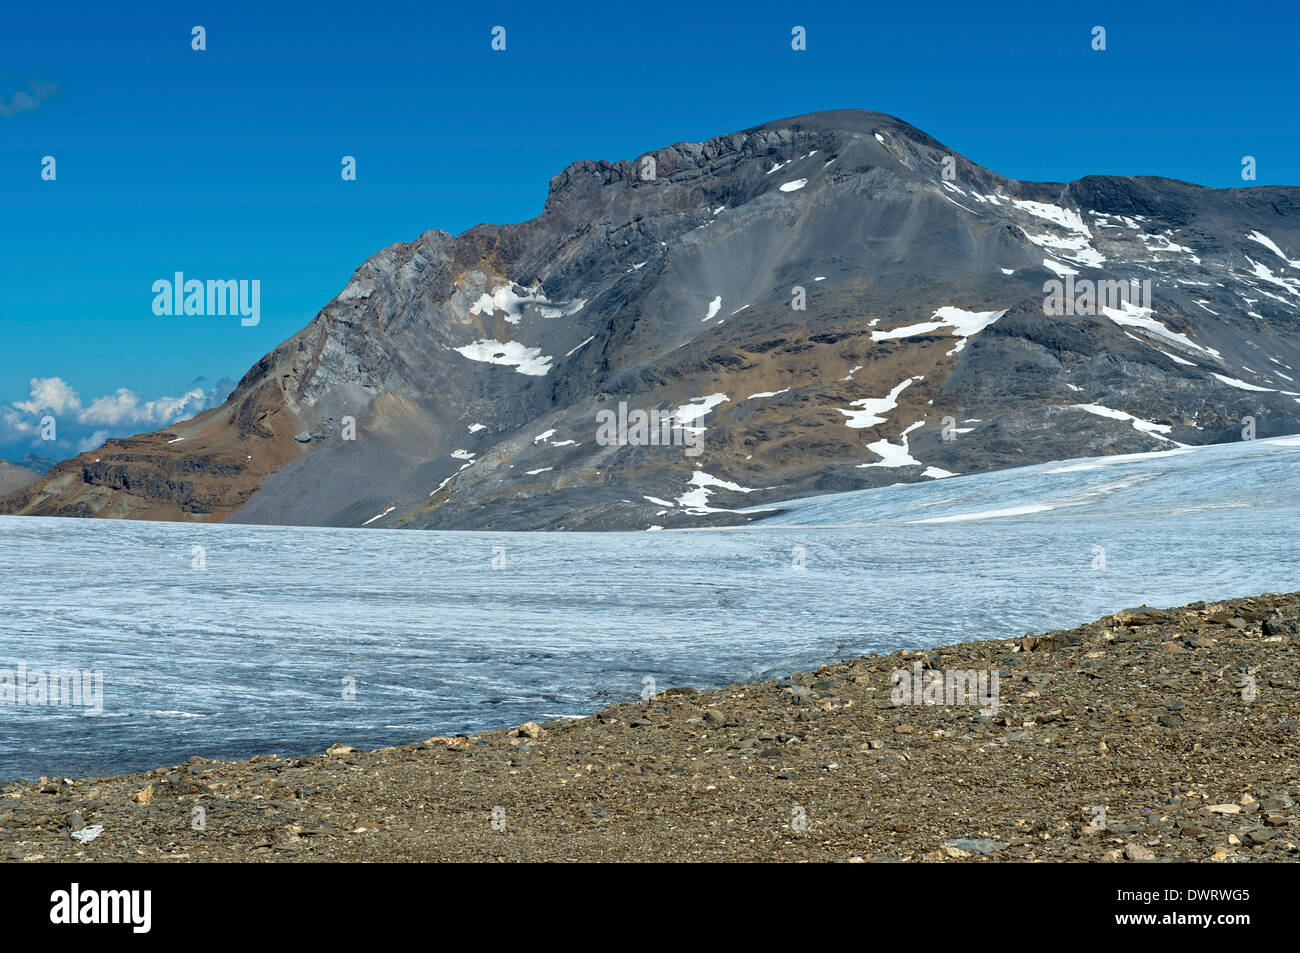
[0,462,38,497]
[4,109,1299,530]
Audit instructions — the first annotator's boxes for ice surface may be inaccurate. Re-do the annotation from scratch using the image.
[5,436,1300,779]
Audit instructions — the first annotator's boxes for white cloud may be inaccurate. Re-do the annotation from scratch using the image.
[0,81,57,118]
[0,406,37,438]
[1,376,234,459]
[79,386,209,427]
[13,377,81,415]
[77,430,111,453]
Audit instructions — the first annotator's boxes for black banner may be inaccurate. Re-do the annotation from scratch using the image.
[0,861,1283,940]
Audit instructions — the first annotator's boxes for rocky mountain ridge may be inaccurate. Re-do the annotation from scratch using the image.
[4,109,1299,530]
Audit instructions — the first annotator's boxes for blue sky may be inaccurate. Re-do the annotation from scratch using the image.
[2,0,1298,461]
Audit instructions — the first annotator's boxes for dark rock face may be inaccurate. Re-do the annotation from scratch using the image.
[4,109,1300,529]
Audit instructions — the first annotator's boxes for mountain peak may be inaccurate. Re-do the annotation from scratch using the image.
[5,111,1299,531]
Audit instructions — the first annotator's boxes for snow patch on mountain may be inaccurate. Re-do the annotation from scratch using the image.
[840,378,920,429]
[1043,258,1079,277]
[1246,231,1300,268]
[857,421,929,470]
[1101,301,1222,359]
[470,283,585,324]
[1070,404,1183,444]
[870,307,1005,355]
[452,339,553,375]
[362,504,396,526]
[674,393,730,434]
[565,335,594,357]
[1211,373,1275,392]
[676,470,758,513]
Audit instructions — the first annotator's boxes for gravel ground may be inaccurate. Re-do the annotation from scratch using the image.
[3,592,1298,862]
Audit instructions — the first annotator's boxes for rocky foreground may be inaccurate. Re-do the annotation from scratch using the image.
[4,593,1299,863]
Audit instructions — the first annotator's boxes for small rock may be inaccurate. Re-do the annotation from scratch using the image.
[1263,618,1299,638]
[132,785,153,805]
[514,723,542,739]
[1123,843,1155,861]
[69,824,104,845]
